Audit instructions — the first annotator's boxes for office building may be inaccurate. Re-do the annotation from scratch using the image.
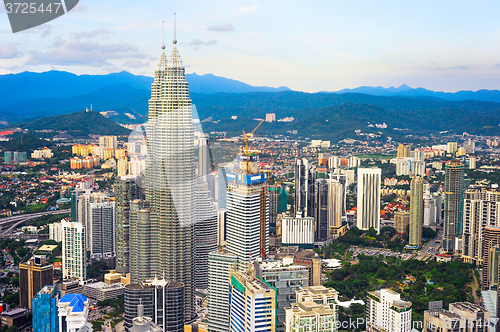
[394,211,410,234]
[127,32,197,321]
[443,160,465,252]
[281,216,315,247]
[198,135,210,177]
[255,258,309,332]
[84,282,125,301]
[462,189,500,266]
[268,185,287,234]
[482,226,500,289]
[207,250,238,332]
[115,175,143,274]
[89,201,115,264]
[424,302,490,332]
[57,294,92,332]
[73,191,110,251]
[124,279,184,332]
[217,209,227,247]
[62,221,86,281]
[487,245,499,290]
[193,179,218,289]
[366,289,412,332]
[328,179,344,238]
[19,255,54,310]
[225,150,269,260]
[409,176,423,248]
[0,308,29,329]
[130,303,163,332]
[229,269,277,332]
[330,173,347,220]
[314,178,329,242]
[357,168,381,233]
[294,158,315,217]
[32,285,60,332]
[285,286,338,332]
[293,250,322,286]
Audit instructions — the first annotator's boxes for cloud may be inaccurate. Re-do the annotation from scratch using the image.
[25,38,148,67]
[230,3,259,15]
[0,44,22,59]
[449,66,471,70]
[73,29,109,39]
[189,39,217,46]
[122,60,149,68]
[207,24,235,32]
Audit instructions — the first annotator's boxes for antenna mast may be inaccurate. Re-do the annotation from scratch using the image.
[173,13,177,44]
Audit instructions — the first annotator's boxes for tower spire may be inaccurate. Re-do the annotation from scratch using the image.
[162,21,165,50]
[173,13,177,45]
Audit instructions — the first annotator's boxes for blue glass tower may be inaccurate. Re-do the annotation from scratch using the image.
[32,285,60,332]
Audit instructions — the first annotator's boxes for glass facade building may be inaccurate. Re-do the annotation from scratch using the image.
[32,285,60,332]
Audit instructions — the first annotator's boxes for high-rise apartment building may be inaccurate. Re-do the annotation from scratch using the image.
[99,136,118,152]
[366,289,412,332]
[423,193,437,230]
[443,160,465,252]
[208,250,238,332]
[226,152,269,260]
[330,172,347,221]
[115,175,142,274]
[49,222,64,242]
[394,211,410,234]
[462,189,500,266]
[357,168,381,233]
[424,302,490,332]
[32,285,60,332]
[73,191,110,251]
[482,226,500,289]
[127,32,196,321]
[62,221,86,281]
[397,144,411,157]
[19,255,54,309]
[229,269,277,332]
[89,201,115,264]
[409,176,423,248]
[447,142,458,154]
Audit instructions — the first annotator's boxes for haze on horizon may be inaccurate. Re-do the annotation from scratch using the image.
[0,0,500,93]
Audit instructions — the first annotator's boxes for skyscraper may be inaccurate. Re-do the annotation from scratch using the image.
[89,201,116,264]
[115,175,143,274]
[62,221,86,281]
[482,226,500,289]
[128,29,196,321]
[328,179,343,238]
[225,152,269,260]
[19,255,54,309]
[32,285,60,332]
[443,160,465,252]
[409,176,423,248]
[313,178,329,242]
[294,158,315,217]
[356,168,381,233]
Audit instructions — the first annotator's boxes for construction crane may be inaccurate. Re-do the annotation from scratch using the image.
[241,119,264,155]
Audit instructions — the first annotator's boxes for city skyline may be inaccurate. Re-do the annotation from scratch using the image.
[1,1,500,92]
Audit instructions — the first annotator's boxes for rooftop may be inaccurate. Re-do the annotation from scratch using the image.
[450,302,488,313]
[426,309,461,320]
[59,293,88,313]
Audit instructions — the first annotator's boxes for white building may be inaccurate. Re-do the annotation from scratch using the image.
[447,142,458,154]
[423,194,437,230]
[128,157,145,176]
[366,289,412,332]
[99,136,117,152]
[57,293,91,332]
[31,148,53,159]
[357,168,381,233]
[62,221,86,281]
[266,113,276,122]
[281,216,315,246]
[469,157,476,169]
[49,222,64,242]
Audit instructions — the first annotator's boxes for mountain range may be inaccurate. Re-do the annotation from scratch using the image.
[2,70,500,140]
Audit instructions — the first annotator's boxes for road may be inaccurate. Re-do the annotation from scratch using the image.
[414,230,443,261]
[0,209,70,234]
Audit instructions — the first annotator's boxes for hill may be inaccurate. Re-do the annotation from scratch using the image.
[12,110,132,137]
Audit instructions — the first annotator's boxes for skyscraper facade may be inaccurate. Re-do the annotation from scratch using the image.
[482,226,500,290]
[313,178,329,242]
[356,168,381,233]
[32,285,60,332]
[328,179,343,237]
[409,176,423,248]
[89,201,116,263]
[129,34,196,320]
[115,175,143,274]
[294,158,315,217]
[62,221,86,281]
[443,160,465,252]
[19,255,54,310]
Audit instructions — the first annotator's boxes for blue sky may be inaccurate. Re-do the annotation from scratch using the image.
[1,0,500,92]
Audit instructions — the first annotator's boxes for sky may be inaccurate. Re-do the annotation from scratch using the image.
[1,0,500,92]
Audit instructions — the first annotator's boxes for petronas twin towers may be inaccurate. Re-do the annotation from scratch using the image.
[128,36,196,321]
